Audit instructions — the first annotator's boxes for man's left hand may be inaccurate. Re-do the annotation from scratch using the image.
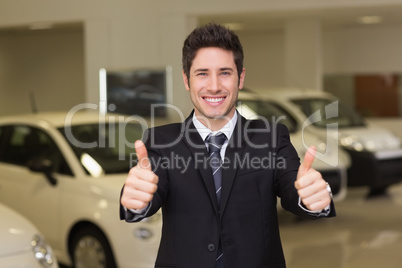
[295,146,331,211]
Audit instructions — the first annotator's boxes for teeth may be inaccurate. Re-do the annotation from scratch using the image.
[204,97,225,103]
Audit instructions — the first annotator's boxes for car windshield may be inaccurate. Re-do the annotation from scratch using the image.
[237,99,298,133]
[59,122,143,175]
[291,98,366,128]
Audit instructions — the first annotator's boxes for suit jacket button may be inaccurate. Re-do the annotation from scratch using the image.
[207,243,216,252]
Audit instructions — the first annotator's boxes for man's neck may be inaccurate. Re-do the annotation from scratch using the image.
[192,111,238,142]
[194,111,236,131]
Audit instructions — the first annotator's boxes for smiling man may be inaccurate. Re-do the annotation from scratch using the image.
[183,46,245,130]
[120,23,336,268]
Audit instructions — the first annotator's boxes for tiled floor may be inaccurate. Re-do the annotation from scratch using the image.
[279,183,402,268]
[60,183,402,268]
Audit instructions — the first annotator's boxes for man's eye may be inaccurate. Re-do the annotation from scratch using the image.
[197,73,207,76]
[221,71,231,76]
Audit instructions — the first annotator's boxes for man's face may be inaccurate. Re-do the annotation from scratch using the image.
[183,47,245,122]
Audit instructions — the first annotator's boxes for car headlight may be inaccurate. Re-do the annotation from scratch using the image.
[31,234,56,267]
[316,142,327,154]
[340,135,365,152]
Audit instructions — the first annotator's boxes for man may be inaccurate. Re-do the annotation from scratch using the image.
[120,23,335,268]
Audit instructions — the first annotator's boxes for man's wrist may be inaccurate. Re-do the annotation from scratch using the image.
[123,202,152,222]
[326,182,333,199]
[129,206,148,214]
[124,202,151,215]
[298,197,331,216]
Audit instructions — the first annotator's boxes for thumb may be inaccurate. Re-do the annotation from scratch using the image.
[135,140,151,170]
[297,146,316,179]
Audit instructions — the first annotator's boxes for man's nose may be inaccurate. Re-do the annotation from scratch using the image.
[207,74,220,92]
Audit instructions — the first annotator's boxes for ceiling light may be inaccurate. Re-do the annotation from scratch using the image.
[29,22,53,30]
[358,16,382,25]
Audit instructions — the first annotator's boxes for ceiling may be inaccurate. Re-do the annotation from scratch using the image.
[199,4,402,32]
[2,3,402,34]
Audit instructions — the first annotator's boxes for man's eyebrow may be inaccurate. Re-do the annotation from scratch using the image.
[220,67,234,71]
[193,67,234,72]
[194,68,209,73]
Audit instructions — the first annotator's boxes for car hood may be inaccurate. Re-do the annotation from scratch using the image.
[311,125,401,152]
[0,203,37,257]
[338,125,401,151]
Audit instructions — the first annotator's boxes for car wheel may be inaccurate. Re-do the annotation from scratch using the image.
[70,227,117,268]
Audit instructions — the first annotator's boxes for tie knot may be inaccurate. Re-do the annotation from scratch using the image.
[206,133,227,153]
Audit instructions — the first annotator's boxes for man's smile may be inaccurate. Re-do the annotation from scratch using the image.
[203,96,226,104]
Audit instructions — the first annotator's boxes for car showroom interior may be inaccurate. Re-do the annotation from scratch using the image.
[1,0,402,267]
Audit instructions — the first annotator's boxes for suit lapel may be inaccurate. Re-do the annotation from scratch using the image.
[220,115,247,214]
[181,113,220,213]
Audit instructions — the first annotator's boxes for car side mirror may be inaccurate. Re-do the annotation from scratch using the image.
[28,157,58,186]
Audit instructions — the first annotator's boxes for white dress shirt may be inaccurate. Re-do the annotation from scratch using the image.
[192,111,238,160]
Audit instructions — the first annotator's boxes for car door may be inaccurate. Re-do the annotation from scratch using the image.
[0,124,71,249]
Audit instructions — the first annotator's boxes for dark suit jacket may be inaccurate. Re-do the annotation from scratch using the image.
[120,112,336,268]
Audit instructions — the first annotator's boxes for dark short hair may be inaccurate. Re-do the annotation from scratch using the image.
[182,23,244,82]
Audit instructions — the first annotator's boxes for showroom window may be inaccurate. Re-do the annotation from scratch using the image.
[237,99,298,133]
[3,125,72,175]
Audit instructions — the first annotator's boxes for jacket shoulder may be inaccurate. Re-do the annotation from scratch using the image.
[143,122,185,146]
[146,122,183,135]
[243,118,289,133]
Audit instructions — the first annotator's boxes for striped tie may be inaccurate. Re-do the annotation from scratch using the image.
[206,133,227,204]
[206,133,227,268]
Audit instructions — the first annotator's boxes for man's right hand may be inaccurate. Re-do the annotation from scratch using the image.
[121,140,159,210]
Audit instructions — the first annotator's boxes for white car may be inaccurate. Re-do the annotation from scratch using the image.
[0,111,162,268]
[237,90,351,201]
[0,202,58,268]
[244,89,402,196]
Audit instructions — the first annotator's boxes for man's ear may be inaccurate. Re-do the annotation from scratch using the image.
[182,70,190,91]
[238,68,246,89]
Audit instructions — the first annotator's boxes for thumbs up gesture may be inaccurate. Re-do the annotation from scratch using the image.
[121,140,159,210]
[294,146,331,211]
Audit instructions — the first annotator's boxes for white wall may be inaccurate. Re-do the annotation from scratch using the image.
[323,24,402,74]
[237,23,402,89]
[2,0,402,118]
[237,30,285,91]
[0,29,85,115]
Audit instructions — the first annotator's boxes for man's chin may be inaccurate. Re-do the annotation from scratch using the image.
[195,107,235,121]
[202,113,232,121]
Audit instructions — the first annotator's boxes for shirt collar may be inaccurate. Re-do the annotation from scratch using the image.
[192,111,238,142]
